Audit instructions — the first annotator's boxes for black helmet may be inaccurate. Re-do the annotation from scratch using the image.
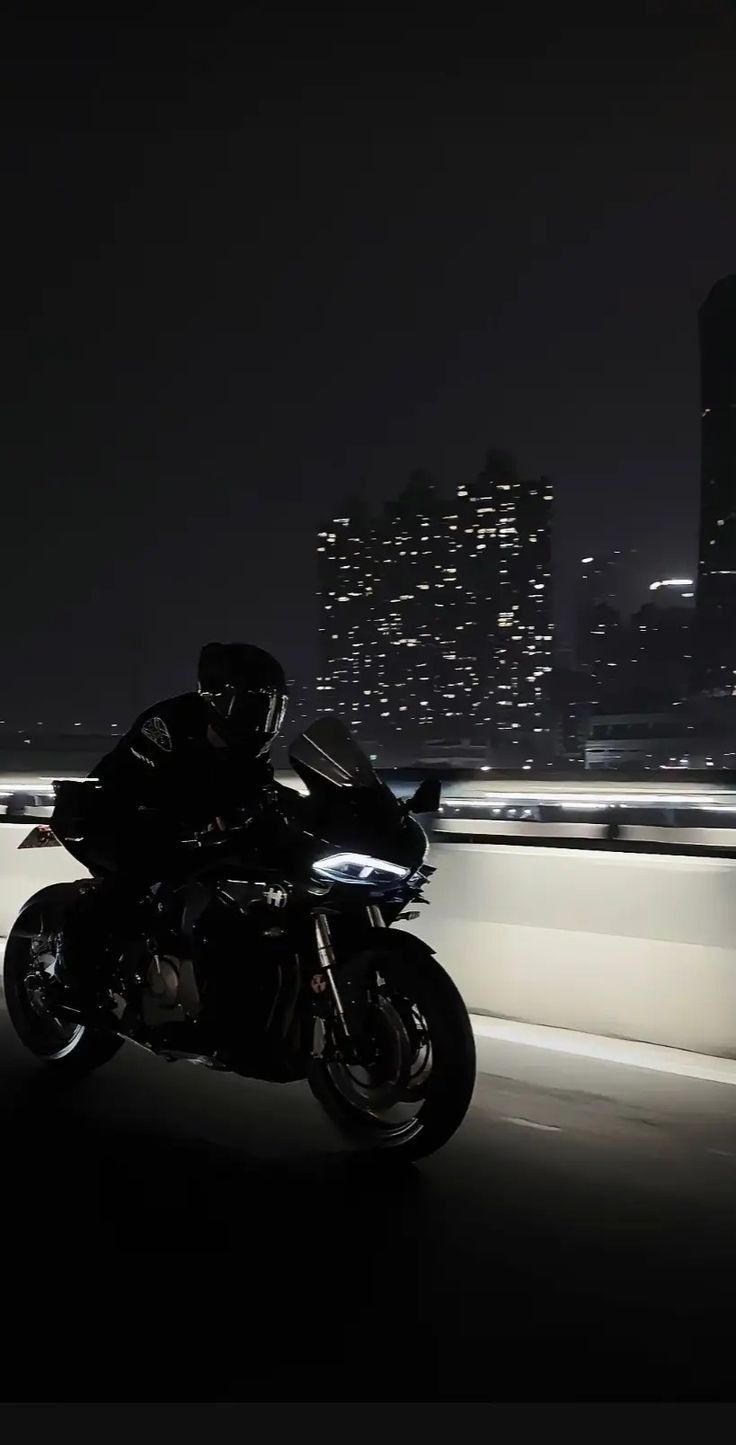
[198,642,288,754]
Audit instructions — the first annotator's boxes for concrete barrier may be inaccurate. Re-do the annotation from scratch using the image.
[397,842,736,1056]
[2,822,736,1058]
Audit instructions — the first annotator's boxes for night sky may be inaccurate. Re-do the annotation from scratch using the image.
[1,2,735,726]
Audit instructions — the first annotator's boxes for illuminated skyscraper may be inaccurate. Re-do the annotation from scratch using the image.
[694,275,736,694]
[316,458,554,759]
[460,456,553,752]
[316,475,463,740]
[629,577,694,705]
[575,551,631,704]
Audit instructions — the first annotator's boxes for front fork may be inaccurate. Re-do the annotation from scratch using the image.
[310,906,383,1059]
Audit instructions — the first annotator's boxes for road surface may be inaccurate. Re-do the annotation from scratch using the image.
[1,1005,735,1402]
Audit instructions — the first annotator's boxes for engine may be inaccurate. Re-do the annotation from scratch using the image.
[141,953,202,1030]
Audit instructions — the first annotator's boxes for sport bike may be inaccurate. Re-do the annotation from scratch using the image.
[3,718,476,1161]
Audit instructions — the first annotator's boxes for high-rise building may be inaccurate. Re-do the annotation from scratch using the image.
[316,475,455,742]
[462,457,554,754]
[575,551,634,704]
[628,577,694,705]
[316,458,554,760]
[694,275,736,694]
[577,565,694,713]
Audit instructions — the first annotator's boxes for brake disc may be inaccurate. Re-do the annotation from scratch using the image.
[342,997,414,1110]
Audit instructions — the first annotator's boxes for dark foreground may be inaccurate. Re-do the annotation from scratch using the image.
[1,1007,735,1403]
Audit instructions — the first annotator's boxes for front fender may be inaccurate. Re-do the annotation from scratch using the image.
[334,927,436,1034]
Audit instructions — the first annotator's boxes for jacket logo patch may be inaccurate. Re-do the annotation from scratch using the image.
[130,747,156,768]
[141,716,173,752]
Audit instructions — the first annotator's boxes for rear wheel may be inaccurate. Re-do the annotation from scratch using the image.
[3,891,124,1076]
[308,945,476,1162]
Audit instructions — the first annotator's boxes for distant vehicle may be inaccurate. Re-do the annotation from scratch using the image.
[3,718,475,1162]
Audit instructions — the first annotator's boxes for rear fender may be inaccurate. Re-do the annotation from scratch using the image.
[18,824,61,851]
[334,927,436,1034]
[9,881,92,941]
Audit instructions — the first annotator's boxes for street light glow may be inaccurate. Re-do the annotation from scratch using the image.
[649,577,694,591]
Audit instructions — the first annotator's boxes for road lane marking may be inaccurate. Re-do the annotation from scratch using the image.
[501,1116,561,1132]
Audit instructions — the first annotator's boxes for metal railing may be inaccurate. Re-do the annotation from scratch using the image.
[426,779,736,855]
[3,770,736,855]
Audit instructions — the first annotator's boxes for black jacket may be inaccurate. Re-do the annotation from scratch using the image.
[91,692,275,832]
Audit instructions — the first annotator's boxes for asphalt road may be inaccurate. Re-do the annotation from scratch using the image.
[1,1006,736,1403]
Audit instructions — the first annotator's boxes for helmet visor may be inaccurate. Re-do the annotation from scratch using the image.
[201,684,288,746]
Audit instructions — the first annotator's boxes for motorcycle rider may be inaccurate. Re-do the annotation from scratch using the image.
[52,641,289,1003]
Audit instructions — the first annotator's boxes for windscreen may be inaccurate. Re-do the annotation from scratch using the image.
[289,717,380,791]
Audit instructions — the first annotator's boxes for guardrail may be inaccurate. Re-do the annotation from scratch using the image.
[3,773,736,857]
[432,782,736,856]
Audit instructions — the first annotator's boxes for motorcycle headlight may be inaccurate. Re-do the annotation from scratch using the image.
[313,853,411,885]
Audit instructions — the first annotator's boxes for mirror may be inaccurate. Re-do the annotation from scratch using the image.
[408,778,441,814]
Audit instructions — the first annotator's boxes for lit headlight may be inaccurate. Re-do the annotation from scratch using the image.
[313,853,411,885]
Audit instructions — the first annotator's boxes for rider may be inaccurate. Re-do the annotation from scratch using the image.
[52,641,289,1002]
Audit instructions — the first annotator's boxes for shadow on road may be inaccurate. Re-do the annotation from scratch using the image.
[1,1049,735,1401]
[1,1060,440,1402]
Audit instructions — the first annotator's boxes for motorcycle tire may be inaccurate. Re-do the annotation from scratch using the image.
[307,944,476,1162]
[2,886,124,1077]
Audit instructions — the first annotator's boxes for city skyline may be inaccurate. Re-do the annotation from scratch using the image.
[1,251,731,762]
[1,235,729,739]
[1,6,733,719]
[309,250,736,767]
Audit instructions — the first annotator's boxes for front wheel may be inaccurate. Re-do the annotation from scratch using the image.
[3,890,124,1077]
[308,944,476,1162]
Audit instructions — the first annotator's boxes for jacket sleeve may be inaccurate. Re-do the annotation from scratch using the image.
[91,710,177,809]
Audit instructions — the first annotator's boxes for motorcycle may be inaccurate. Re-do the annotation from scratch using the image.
[3,717,476,1161]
